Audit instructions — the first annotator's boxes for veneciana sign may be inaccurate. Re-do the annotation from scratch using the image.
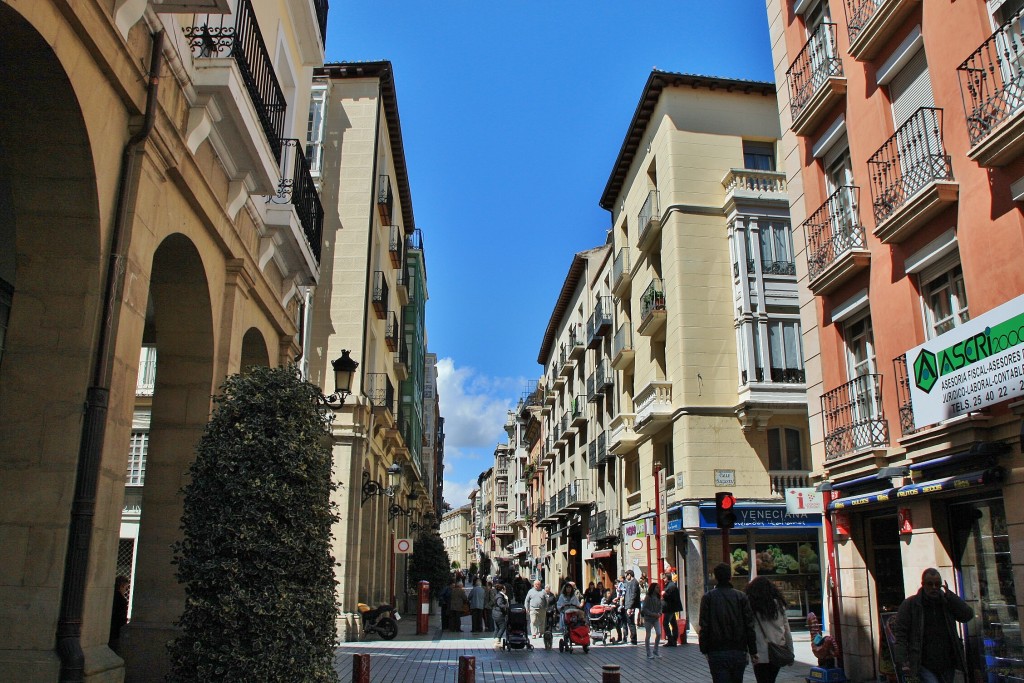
[908,292,1024,428]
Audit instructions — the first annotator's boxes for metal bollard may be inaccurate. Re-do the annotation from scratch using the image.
[352,653,370,683]
[457,655,476,683]
[602,664,621,683]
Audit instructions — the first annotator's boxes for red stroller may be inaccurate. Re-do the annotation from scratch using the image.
[558,607,591,653]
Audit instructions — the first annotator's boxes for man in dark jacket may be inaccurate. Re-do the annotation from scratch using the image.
[893,568,974,683]
[662,572,683,646]
[622,569,641,644]
[699,563,758,683]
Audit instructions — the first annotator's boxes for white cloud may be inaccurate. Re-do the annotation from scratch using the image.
[436,357,523,508]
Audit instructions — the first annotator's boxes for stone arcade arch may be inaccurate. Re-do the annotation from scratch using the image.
[0,5,106,679]
[122,234,216,682]
[240,327,270,371]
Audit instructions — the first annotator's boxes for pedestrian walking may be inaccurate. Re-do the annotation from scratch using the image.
[642,581,664,659]
[746,576,794,683]
[469,578,485,632]
[108,575,130,655]
[448,581,467,632]
[556,581,581,633]
[492,583,510,648]
[439,580,452,632]
[622,569,640,644]
[662,572,683,646]
[699,563,758,683]
[484,580,497,632]
[524,579,547,638]
[583,581,601,610]
[892,568,974,683]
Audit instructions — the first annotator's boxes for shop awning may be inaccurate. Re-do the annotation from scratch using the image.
[827,467,1004,511]
[589,550,615,560]
[827,488,898,511]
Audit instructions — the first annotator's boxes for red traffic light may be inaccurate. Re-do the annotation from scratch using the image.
[715,492,737,529]
[720,493,736,509]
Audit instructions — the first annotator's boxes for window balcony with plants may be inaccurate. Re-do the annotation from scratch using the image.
[868,107,958,244]
[843,0,921,62]
[786,22,846,135]
[570,396,587,428]
[638,278,667,337]
[637,190,662,252]
[959,9,1024,167]
[821,373,889,460]
[804,185,870,295]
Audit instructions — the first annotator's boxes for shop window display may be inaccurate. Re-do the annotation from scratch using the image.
[951,498,1023,683]
[724,539,823,625]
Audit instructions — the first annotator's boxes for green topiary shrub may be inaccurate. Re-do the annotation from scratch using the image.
[407,530,451,599]
[168,365,339,682]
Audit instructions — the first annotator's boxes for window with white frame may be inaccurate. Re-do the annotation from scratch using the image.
[845,311,876,379]
[306,85,327,175]
[126,430,148,486]
[768,319,805,383]
[759,222,795,273]
[767,427,804,471]
[921,260,969,338]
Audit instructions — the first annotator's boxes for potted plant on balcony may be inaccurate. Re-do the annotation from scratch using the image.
[642,288,665,314]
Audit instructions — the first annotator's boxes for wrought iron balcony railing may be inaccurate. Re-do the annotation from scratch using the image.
[867,107,953,224]
[821,373,889,460]
[590,508,620,541]
[407,228,424,252]
[385,311,400,351]
[804,185,867,281]
[314,0,329,44]
[612,323,633,361]
[958,10,1024,147]
[770,367,806,384]
[389,224,403,267]
[366,372,395,414]
[843,0,883,44]
[377,174,393,224]
[761,259,797,276]
[183,0,286,161]
[587,296,613,347]
[568,322,585,352]
[786,23,843,122]
[596,358,613,391]
[893,353,919,437]
[269,139,324,265]
[371,271,388,318]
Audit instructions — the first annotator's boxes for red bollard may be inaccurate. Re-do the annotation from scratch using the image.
[602,664,621,683]
[417,580,430,635]
[352,653,370,683]
[457,655,476,683]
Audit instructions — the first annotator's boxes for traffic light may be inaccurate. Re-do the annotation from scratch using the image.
[715,492,737,529]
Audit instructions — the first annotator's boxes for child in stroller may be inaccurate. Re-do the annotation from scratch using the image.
[588,602,617,645]
[558,606,591,653]
[501,604,533,651]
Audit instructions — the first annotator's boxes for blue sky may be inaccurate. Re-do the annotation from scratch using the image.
[326,1,777,508]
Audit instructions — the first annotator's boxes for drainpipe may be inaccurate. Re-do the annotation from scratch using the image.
[56,30,164,683]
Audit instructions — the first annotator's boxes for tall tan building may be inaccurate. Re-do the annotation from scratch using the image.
[0,1,328,680]
[306,61,436,639]
[599,71,819,631]
[440,505,473,573]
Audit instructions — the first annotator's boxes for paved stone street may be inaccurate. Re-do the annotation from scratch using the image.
[334,613,819,683]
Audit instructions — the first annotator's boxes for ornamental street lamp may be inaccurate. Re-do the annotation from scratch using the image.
[323,349,358,405]
[361,462,403,505]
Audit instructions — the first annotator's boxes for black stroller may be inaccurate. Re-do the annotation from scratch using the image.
[501,604,533,651]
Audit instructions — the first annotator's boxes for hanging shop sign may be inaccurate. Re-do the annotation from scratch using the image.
[697,504,820,529]
[622,516,651,567]
[907,292,1024,429]
[785,487,825,514]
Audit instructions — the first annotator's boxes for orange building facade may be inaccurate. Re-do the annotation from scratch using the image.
[766,1,1024,681]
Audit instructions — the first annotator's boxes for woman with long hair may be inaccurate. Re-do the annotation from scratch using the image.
[745,577,794,683]
[640,581,663,659]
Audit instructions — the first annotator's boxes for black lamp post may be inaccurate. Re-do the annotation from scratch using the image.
[361,462,402,504]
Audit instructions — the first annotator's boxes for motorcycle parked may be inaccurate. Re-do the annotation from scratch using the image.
[357,602,399,640]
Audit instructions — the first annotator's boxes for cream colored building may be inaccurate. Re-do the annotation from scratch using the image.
[599,71,819,631]
[0,1,328,680]
[306,61,435,640]
[440,505,473,573]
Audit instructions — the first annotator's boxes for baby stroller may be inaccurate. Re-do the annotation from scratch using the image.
[587,604,616,646]
[502,604,533,651]
[543,603,559,650]
[558,607,591,653]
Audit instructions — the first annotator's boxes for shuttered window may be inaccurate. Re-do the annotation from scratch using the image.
[888,49,934,130]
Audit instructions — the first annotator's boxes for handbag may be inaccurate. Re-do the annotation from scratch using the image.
[757,616,795,667]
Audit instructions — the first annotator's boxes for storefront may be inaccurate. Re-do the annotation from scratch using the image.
[668,503,823,632]
[826,458,1022,683]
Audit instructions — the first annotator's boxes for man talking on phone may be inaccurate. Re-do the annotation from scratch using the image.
[892,568,974,683]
